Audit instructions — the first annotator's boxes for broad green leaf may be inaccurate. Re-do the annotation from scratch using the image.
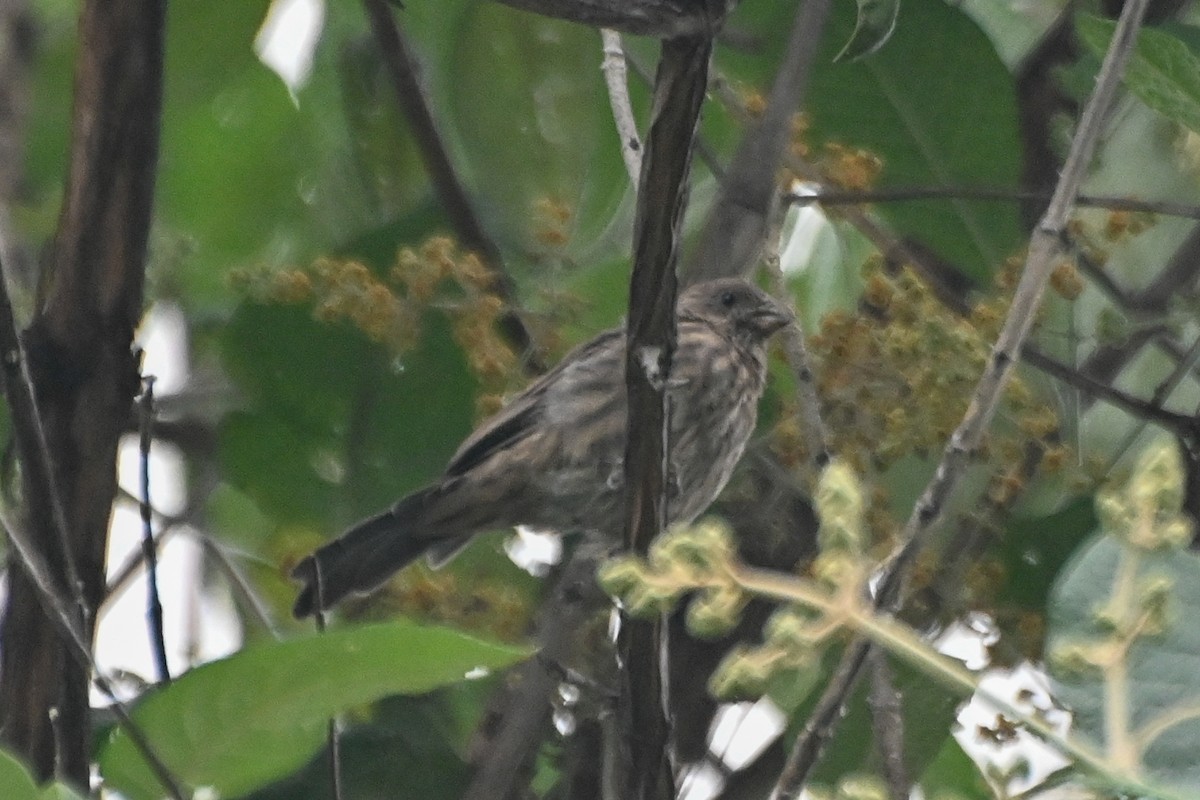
[241,691,491,800]
[1076,16,1200,135]
[0,750,41,800]
[835,0,901,62]
[0,750,85,800]
[218,302,476,530]
[1048,534,1200,793]
[98,621,529,800]
[726,0,1023,281]
[919,737,993,799]
[440,5,630,256]
[996,496,1097,613]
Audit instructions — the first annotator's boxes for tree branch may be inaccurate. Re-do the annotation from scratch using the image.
[687,0,832,282]
[362,0,543,372]
[771,0,1154,793]
[486,0,735,38]
[620,34,713,800]
[0,0,166,785]
[600,29,643,183]
[786,185,1200,220]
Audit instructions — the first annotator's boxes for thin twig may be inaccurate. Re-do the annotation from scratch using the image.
[771,0,1154,793]
[327,719,344,800]
[785,185,1200,221]
[306,560,344,800]
[1102,332,1200,472]
[600,29,643,183]
[1073,224,1200,407]
[0,507,187,799]
[362,0,543,373]
[196,534,282,639]
[138,376,170,684]
[1021,345,1195,432]
[766,244,829,486]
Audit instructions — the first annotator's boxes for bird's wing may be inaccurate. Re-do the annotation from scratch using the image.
[444,328,625,477]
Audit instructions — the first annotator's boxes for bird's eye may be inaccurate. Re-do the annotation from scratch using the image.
[720,291,736,308]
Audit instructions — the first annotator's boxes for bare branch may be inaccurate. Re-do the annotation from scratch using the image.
[771,0,1154,793]
[621,34,713,800]
[867,651,910,800]
[0,0,167,782]
[0,507,187,799]
[688,0,832,282]
[362,0,543,373]
[786,185,1200,221]
[601,29,642,183]
[137,377,170,684]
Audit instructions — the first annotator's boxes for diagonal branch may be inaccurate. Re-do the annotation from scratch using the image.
[600,29,643,183]
[362,0,543,372]
[771,0,1155,793]
[0,490,185,800]
[687,0,832,282]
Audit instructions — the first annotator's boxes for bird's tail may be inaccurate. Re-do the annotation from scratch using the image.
[291,486,441,618]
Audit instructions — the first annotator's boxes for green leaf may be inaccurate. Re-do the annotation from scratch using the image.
[0,751,40,800]
[0,750,84,800]
[1076,16,1200,135]
[218,301,476,530]
[835,0,901,62]
[241,692,488,800]
[438,5,629,255]
[996,496,1098,612]
[919,737,993,800]
[728,0,1023,281]
[98,620,529,800]
[1048,534,1200,793]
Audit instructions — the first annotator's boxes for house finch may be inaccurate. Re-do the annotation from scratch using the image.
[292,278,793,617]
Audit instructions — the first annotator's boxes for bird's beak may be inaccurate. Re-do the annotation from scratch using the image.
[750,301,795,337]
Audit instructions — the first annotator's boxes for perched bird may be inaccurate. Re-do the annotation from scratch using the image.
[292,278,793,617]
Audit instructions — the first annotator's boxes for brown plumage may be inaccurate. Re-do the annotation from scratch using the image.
[292,278,792,617]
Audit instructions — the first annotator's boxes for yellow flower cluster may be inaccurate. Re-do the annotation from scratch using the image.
[807,261,1064,475]
[232,236,522,402]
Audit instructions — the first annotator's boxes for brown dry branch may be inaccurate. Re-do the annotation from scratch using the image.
[620,33,713,800]
[0,0,170,789]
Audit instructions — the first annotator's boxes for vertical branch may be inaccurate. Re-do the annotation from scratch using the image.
[138,376,170,684]
[867,650,910,800]
[0,0,166,785]
[620,35,713,800]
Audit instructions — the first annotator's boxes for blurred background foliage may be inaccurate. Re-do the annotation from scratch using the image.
[7,0,1200,796]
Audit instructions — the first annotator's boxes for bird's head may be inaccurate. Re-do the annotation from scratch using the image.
[678,278,794,343]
